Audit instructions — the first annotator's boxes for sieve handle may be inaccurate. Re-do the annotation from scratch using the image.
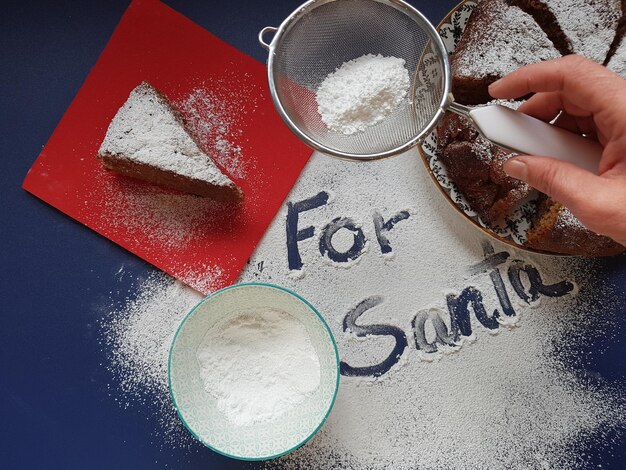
[451,103,602,174]
[258,26,278,51]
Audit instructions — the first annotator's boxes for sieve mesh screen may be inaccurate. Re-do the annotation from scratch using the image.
[269,0,448,159]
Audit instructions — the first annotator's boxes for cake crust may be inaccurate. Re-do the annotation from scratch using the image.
[526,198,625,256]
[99,153,241,202]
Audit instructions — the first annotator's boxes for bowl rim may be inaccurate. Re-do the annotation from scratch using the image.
[168,281,341,461]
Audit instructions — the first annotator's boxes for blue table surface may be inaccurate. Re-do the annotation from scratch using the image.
[1,1,625,469]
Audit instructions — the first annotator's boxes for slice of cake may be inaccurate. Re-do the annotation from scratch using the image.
[512,0,622,64]
[98,82,243,202]
[546,0,621,63]
[508,0,572,56]
[437,109,532,224]
[526,198,625,256]
[450,0,561,105]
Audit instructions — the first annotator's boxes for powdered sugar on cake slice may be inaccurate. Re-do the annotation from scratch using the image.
[544,0,621,64]
[99,82,239,192]
[555,206,586,231]
[453,0,560,80]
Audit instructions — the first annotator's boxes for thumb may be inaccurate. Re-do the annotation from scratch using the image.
[503,155,603,217]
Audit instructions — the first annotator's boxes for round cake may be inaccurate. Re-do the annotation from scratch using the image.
[440,0,625,256]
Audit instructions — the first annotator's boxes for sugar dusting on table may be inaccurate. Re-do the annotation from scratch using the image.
[100,175,234,250]
[99,273,202,447]
[99,149,625,466]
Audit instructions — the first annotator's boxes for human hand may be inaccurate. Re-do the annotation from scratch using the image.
[488,55,626,248]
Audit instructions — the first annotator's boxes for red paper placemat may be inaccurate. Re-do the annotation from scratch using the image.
[22,0,311,294]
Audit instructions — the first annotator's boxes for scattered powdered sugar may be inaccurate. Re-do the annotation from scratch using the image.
[453,0,560,79]
[176,84,257,180]
[99,82,236,187]
[171,262,228,296]
[256,152,625,470]
[99,272,202,444]
[267,295,622,470]
[197,308,321,427]
[99,149,625,466]
[316,54,410,134]
[99,175,234,250]
[469,136,495,162]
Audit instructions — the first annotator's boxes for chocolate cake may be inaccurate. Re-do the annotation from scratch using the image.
[526,198,625,256]
[511,0,622,63]
[98,82,243,202]
[437,110,531,225]
[507,0,571,56]
[450,0,560,105]
[440,0,626,256]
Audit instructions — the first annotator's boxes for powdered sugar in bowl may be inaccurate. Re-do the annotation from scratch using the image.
[168,282,340,460]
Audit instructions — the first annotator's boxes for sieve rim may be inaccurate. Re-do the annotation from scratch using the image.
[262,0,452,161]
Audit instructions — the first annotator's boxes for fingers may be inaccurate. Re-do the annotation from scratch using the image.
[519,91,591,121]
[489,55,626,245]
[518,92,598,137]
[503,155,603,217]
[503,155,626,243]
[517,92,562,122]
[488,55,623,116]
[552,113,598,139]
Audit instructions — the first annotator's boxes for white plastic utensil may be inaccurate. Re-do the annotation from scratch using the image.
[259,0,603,172]
[448,101,601,173]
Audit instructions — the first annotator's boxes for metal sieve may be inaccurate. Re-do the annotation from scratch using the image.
[258,0,450,161]
[259,0,602,169]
